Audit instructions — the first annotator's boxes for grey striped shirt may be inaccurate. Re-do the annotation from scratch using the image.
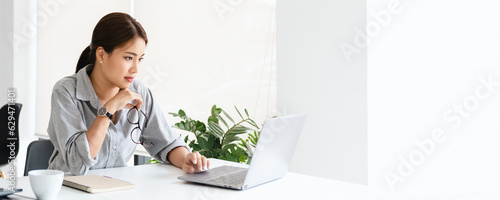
[47,65,187,175]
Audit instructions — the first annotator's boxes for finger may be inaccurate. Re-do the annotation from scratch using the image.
[132,93,144,110]
[207,159,210,170]
[195,152,203,172]
[191,152,198,165]
[124,103,135,110]
[183,164,195,174]
[201,156,208,171]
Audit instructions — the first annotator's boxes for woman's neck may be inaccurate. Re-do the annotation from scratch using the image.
[89,66,119,105]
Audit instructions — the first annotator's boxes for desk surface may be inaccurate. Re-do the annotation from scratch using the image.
[1,159,367,200]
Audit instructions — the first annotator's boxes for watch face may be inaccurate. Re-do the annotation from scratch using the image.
[98,107,107,116]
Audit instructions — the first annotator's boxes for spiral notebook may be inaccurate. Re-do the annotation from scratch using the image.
[63,175,135,193]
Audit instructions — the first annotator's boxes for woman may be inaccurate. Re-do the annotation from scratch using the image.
[47,12,209,175]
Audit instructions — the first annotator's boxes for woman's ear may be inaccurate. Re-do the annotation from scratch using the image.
[96,47,105,63]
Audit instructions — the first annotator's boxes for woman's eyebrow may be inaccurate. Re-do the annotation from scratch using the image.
[124,52,145,57]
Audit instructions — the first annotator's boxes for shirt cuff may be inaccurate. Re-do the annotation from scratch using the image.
[158,137,190,164]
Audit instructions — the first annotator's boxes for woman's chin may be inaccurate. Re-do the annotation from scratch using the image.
[119,82,132,89]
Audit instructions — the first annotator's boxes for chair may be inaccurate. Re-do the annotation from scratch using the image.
[24,139,54,176]
[0,103,22,167]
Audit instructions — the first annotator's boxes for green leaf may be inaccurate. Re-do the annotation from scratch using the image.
[192,143,202,152]
[222,143,237,152]
[194,121,207,133]
[218,146,248,163]
[172,123,180,129]
[237,138,254,158]
[208,105,222,124]
[238,154,247,163]
[199,148,222,159]
[207,121,224,139]
[238,138,247,146]
[218,153,238,163]
[244,140,254,157]
[207,134,221,149]
[208,105,219,124]
[178,122,186,130]
[249,131,260,147]
[222,125,250,148]
[244,108,249,118]
[197,133,209,141]
[246,119,260,129]
[217,114,229,129]
[211,105,220,116]
[229,125,251,135]
[197,136,208,150]
[178,109,186,117]
[208,116,218,124]
[184,135,189,143]
[169,112,180,117]
[188,140,195,149]
[234,106,244,120]
[222,110,235,124]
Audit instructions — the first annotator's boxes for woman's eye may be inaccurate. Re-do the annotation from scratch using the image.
[139,58,144,62]
[125,57,133,61]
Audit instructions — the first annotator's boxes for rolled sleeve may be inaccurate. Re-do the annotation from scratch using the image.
[65,132,98,174]
[48,82,97,175]
[159,136,190,164]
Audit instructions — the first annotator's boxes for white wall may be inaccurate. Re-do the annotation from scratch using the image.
[278,0,500,196]
[0,0,16,181]
[13,0,38,179]
[0,0,14,104]
[368,0,500,196]
[277,0,367,184]
[0,0,37,180]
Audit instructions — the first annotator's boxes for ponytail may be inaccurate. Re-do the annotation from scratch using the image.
[76,46,92,73]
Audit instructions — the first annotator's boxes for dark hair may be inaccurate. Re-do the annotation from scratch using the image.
[76,12,148,73]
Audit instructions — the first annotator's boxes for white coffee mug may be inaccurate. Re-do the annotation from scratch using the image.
[28,170,64,200]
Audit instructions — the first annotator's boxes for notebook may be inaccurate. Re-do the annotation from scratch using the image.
[63,175,135,193]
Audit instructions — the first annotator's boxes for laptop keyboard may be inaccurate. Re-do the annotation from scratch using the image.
[207,169,248,186]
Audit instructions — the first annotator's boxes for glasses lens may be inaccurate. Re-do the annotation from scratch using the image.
[127,108,140,124]
[131,127,142,144]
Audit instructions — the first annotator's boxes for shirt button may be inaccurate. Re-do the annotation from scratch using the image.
[112,146,117,150]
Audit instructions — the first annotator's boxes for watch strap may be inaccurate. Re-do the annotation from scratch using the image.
[105,111,113,120]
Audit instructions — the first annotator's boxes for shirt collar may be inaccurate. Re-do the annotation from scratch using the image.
[75,65,101,109]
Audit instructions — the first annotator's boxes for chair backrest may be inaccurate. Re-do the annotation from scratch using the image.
[24,139,54,176]
[0,103,22,167]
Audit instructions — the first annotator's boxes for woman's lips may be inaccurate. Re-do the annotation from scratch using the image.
[125,77,134,82]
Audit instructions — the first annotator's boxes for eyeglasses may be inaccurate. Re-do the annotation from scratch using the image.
[127,106,149,145]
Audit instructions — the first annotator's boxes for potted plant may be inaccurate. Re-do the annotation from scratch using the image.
[168,105,260,164]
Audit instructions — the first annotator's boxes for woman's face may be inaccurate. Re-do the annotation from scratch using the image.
[100,37,146,89]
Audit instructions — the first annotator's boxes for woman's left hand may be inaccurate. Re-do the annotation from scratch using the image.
[182,151,210,173]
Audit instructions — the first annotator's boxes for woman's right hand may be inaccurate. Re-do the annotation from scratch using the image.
[105,89,143,113]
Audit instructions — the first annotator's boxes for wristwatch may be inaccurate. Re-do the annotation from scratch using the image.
[97,106,113,120]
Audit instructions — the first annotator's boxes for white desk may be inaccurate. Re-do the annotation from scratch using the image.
[1,159,367,200]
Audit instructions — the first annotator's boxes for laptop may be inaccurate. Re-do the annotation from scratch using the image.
[178,114,306,190]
